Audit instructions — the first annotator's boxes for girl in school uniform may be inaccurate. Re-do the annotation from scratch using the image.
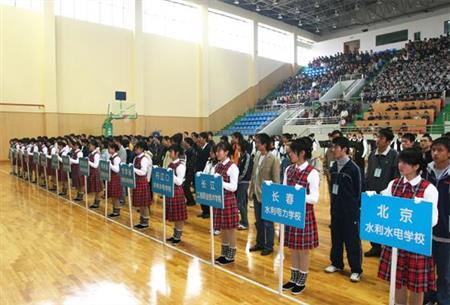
[87,140,103,209]
[132,141,153,229]
[282,137,320,295]
[378,148,438,305]
[57,141,70,196]
[39,141,48,186]
[107,143,123,218]
[70,140,85,201]
[213,142,240,265]
[165,144,187,245]
[46,139,57,191]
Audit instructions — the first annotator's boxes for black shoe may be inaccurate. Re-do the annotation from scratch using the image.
[49,188,56,192]
[261,249,273,256]
[89,203,100,209]
[214,256,225,264]
[134,223,149,229]
[166,237,174,242]
[249,245,264,252]
[74,197,83,202]
[364,247,381,257]
[217,256,234,265]
[197,213,205,218]
[291,284,306,295]
[282,281,296,291]
[108,212,120,218]
[186,202,196,206]
[172,239,181,245]
[59,192,67,196]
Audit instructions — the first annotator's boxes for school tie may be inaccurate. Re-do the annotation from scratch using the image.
[404,182,413,195]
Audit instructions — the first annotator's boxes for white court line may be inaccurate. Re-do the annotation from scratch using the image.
[2,169,309,305]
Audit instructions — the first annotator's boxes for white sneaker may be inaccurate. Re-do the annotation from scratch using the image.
[214,229,221,236]
[350,273,362,282]
[324,265,342,273]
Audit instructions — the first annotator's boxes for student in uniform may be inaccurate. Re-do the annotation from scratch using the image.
[132,141,153,229]
[70,140,85,201]
[213,141,240,265]
[39,141,48,186]
[324,136,363,282]
[47,139,57,191]
[87,140,103,209]
[282,137,320,295]
[165,144,188,245]
[378,148,439,305]
[57,140,70,196]
[107,143,123,218]
[422,137,450,305]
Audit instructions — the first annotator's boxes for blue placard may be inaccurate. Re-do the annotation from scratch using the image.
[151,166,174,197]
[261,182,306,229]
[62,155,71,173]
[99,160,111,182]
[120,163,135,188]
[51,155,59,169]
[194,172,224,209]
[39,153,47,167]
[79,157,90,176]
[33,152,39,164]
[360,193,432,256]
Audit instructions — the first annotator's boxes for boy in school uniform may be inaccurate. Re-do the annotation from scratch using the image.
[132,141,153,229]
[378,148,439,305]
[282,137,320,295]
[324,136,363,282]
[87,140,103,209]
[165,144,188,245]
[422,137,450,305]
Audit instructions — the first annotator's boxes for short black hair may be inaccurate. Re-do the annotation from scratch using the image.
[332,136,350,154]
[330,130,343,138]
[135,141,148,151]
[256,133,271,150]
[421,133,432,142]
[431,137,450,151]
[169,144,184,155]
[89,139,99,147]
[402,133,416,143]
[216,141,232,156]
[378,128,394,142]
[108,143,119,152]
[199,132,208,140]
[398,148,424,174]
[184,137,194,147]
[171,133,183,145]
[289,137,313,159]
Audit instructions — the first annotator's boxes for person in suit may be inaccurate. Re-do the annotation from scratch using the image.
[196,132,212,218]
[249,133,281,256]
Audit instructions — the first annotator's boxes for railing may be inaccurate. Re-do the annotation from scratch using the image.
[341,124,445,135]
[339,73,364,82]
[254,102,304,112]
[285,116,341,126]
[0,102,45,109]
[364,90,446,103]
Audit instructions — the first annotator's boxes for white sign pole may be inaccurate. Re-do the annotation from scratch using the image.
[55,168,59,194]
[27,158,31,183]
[210,206,215,264]
[36,163,39,186]
[389,247,398,305]
[104,181,108,218]
[163,195,166,242]
[278,224,285,294]
[67,176,72,202]
[44,166,48,190]
[127,187,133,228]
[84,176,88,209]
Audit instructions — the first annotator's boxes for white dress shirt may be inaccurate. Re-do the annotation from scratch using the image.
[134,153,149,176]
[69,149,83,164]
[212,158,239,192]
[283,161,320,205]
[381,175,439,227]
[58,146,70,161]
[88,148,100,169]
[110,153,121,173]
[171,159,186,186]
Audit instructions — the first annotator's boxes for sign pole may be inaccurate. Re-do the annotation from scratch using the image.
[127,187,133,228]
[104,181,108,218]
[15,152,19,176]
[36,163,39,186]
[27,158,31,183]
[210,206,215,264]
[278,224,285,294]
[55,168,59,194]
[389,247,398,305]
[84,176,88,209]
[44,166,48,190]
[67,176,72,201]
[9,150,13,175]
[163,196,166,242]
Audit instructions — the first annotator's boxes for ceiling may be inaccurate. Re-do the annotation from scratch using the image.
[219,0,450,36]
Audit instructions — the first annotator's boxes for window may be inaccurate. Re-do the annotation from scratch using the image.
[0,0,43,11]
[208,9,253,54]
[375,30,408,46]
[445,20,450,34]
[54,0,134,30]
[257,24,293,63]
[143,0,200,43]
[414,32,421,41]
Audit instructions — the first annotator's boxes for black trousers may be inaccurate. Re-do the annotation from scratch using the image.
[183,175,195,204]
[330,213,363,274]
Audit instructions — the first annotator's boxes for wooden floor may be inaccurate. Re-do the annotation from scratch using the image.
[0,163,389,305]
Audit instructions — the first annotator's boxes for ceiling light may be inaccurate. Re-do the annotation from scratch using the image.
[233,0,239,4]
[332,23,337,29]
[315,27,320,33]
[298,19,302,26]
[315,15,320,22]
[314,2,319,8]
[278,13,283,19]
[334,10,339,17]
[295,7,300,14]
[256,5,261,12]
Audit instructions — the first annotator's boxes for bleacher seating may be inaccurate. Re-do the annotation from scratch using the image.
[222,111,278,136]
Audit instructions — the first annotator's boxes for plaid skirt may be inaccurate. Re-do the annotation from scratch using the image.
[284,204,319,250]
[46,159,55,176]
[29,156,34,172]
[87,168,102,193]
[378,246,436,293]
[213,192,239,230]
[17,156,21,168]
[132,176,152,207]
[58,166,68,182]
[107,172,122,198]
[166,185,187,221]
[71,165,84,188]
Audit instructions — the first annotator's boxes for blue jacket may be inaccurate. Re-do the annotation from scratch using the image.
[422,163,450,241]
